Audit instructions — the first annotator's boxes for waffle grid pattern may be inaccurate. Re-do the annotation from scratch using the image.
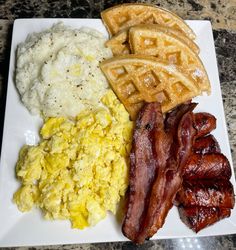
[101,4,196,39]
[101,58,200,120]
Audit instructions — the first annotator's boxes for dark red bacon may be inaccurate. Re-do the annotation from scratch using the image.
[138,113,196,243]
[122,101,235,243]
[165,103,197,133]
[123,102,197,244]
[122,102,164,242]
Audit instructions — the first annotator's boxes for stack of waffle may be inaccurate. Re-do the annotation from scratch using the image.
[100,3,211,120]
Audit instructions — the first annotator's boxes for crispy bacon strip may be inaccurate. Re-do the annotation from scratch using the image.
[182,153,231,180]
[122,102,163,242]
[165,103,197,134]
[136,105,196,243]
[178,206,231,232]
[123,102,233,242]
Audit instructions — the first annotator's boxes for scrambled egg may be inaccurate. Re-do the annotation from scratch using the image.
[13,90,133,229]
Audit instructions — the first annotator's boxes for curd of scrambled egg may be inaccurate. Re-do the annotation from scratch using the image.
[13,90,133,229]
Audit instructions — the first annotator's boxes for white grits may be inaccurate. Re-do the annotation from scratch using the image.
[16,23,112,117]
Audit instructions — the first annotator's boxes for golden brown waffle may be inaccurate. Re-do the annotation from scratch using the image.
[106,24,199,56]
[105,28,131,56]
[129,25,210,94]
[101,3,196,40]
[100,55,200,120]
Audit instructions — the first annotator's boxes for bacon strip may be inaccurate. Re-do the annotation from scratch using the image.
[123,102,234,242]
[165,103,197,134]
[135,105,196,243]
[122,102,163,242]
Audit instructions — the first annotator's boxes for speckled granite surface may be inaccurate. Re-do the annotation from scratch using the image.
[0,0,236,249]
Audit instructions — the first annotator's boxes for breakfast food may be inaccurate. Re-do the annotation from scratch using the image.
[177,181,234,232]
[194,112,216,137]
[193,134,220,154]
[16,23,112,118]
[10,3,234,243]
[100,55,201,120]
[106,24,200,56]
[122,102,196,244]
[182,153,231,180]
[177,180,235,208]
[178,206,231,233]
[122,102,165,243]
[101,4,210,120]
[105,28,131,56]
[13,90,133,229]
[101,3,196,39]
[129,25,210,93]
[122,102,235,243]
[175,113,235,233]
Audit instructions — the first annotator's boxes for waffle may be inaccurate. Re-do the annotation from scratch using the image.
[101,3,196,40]
[129,25,210,94]
[105,28,131,56]
[106,24,199,56]
[100,55,200,120]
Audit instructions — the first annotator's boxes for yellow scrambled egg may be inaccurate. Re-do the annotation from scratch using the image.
[13,90,133,229]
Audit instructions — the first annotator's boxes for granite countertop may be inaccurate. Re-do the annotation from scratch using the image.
[0,0,235,249]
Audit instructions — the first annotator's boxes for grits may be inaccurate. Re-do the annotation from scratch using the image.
[16,23,112,117]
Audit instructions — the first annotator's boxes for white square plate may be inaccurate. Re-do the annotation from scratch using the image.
[0,19,235,247]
